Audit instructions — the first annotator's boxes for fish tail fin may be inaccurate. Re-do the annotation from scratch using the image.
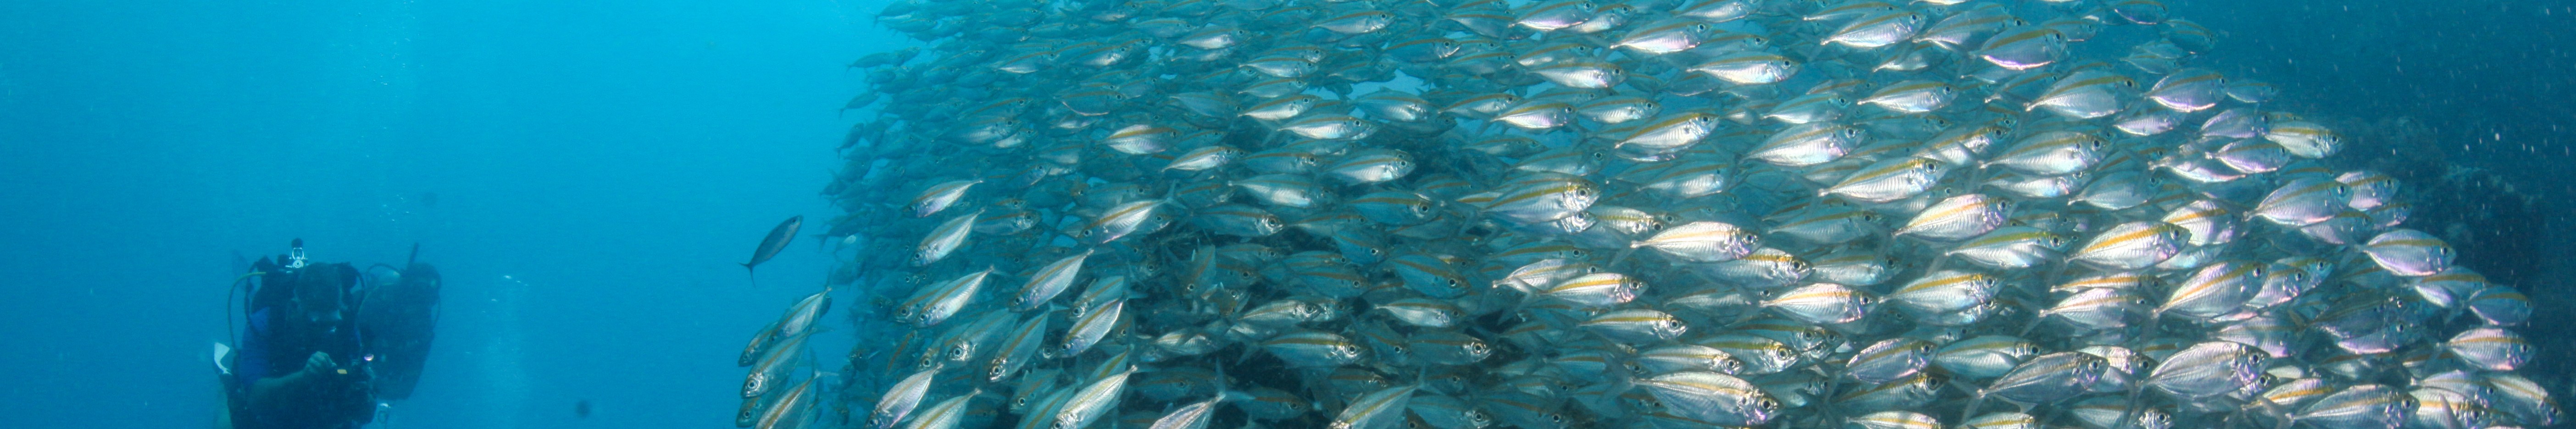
[2247,395,2294,429]
[1211,359,1244,403]
[1815,378,1851,427]
[1730,302,1767,326]
[1922,253,1952,274]
[2114,382,2148,429]
[1960,390,1989,424]
[744,264,761,287]
[2016,312,2050,337]
[1503,292,1543,321]
[1600,374,1642,418]
[1608,246,1639,269]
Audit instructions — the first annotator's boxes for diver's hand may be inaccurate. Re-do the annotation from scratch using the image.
[302,352,335,375]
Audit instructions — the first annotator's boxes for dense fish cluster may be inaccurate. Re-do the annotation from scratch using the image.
[745,0,2563,428]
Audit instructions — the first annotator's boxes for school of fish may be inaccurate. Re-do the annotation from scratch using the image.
[736,0,2564,428]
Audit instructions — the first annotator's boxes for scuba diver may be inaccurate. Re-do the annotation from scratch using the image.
[218,239,442,429]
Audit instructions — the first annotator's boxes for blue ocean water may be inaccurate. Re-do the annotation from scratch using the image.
[0,0,2565,428]
[0,0,893,427]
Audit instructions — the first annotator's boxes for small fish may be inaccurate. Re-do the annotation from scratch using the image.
[1632,371,1780,426]
[1690,50,1799,85]
[984,313,1051,382]
[1162,145,1240,172]
[1962,352,2105,418]
[1857,80,1955,114]
[1281,115,1377,140]
[1537,272,1648,310]
[2027,69,2135,119]
[1192,205,1284,238]
[1408,331,1493,365]
[2362,228,2454,276]
[1376,297,1464,328]
[1053,370,1136,429]
[738,319,782,367]
[1846,411,1940,429]
[1846,338,1935,384]
[1327,149,1416,185]
[1759,282,1872,325]
[2141,341,2266,399]
[1614,18,1715,54]
[1748,121,1862,167]
[873,366,941,429]
[1631,221,1760,263]
[1944,226,2064,270]
[901,390,982,429]
[914,210,982,266]
[1804,0,1896,22]
[1332,385,1420,429]
[1577,96,1663,125]
[2282,384,2415,429]
[1060,298,1124,358]
[1823,10,1923,48]
[1579,308,1690,344]
[2066,221,2189,270]
[1894,194,2012,242]
[1917,4,2014,50]
[1010,250,1092,311]
[1261,330,1366,367]
[1103,124,1175,155]
[2445,327,2533,371]
[743,330,814,399]
[2143,68,2226,112]
[1976,25,2065,70]
[1494,99,1577,130]
[915,268,996,328]
[1985,131,2105,176]
[1479,173,1600,224]
[1934,336,2041,380]
[753,377,816,429]
[1676,0,1758,22]
[1824,157,1947,203]
[1243,94,1320,121]
[1762,92,1849,125]
[1080,199,1173,244]
[909,180,983,217]
[2153,260,2264,321]
[1530,60,1626,89]
[741,215,802,280]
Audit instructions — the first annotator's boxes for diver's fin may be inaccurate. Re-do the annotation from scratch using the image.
[213,342,234,376]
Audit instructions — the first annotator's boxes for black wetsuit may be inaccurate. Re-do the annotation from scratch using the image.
[231,260,375,429]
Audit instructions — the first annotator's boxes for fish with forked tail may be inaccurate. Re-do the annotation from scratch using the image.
[742,215,802,283]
